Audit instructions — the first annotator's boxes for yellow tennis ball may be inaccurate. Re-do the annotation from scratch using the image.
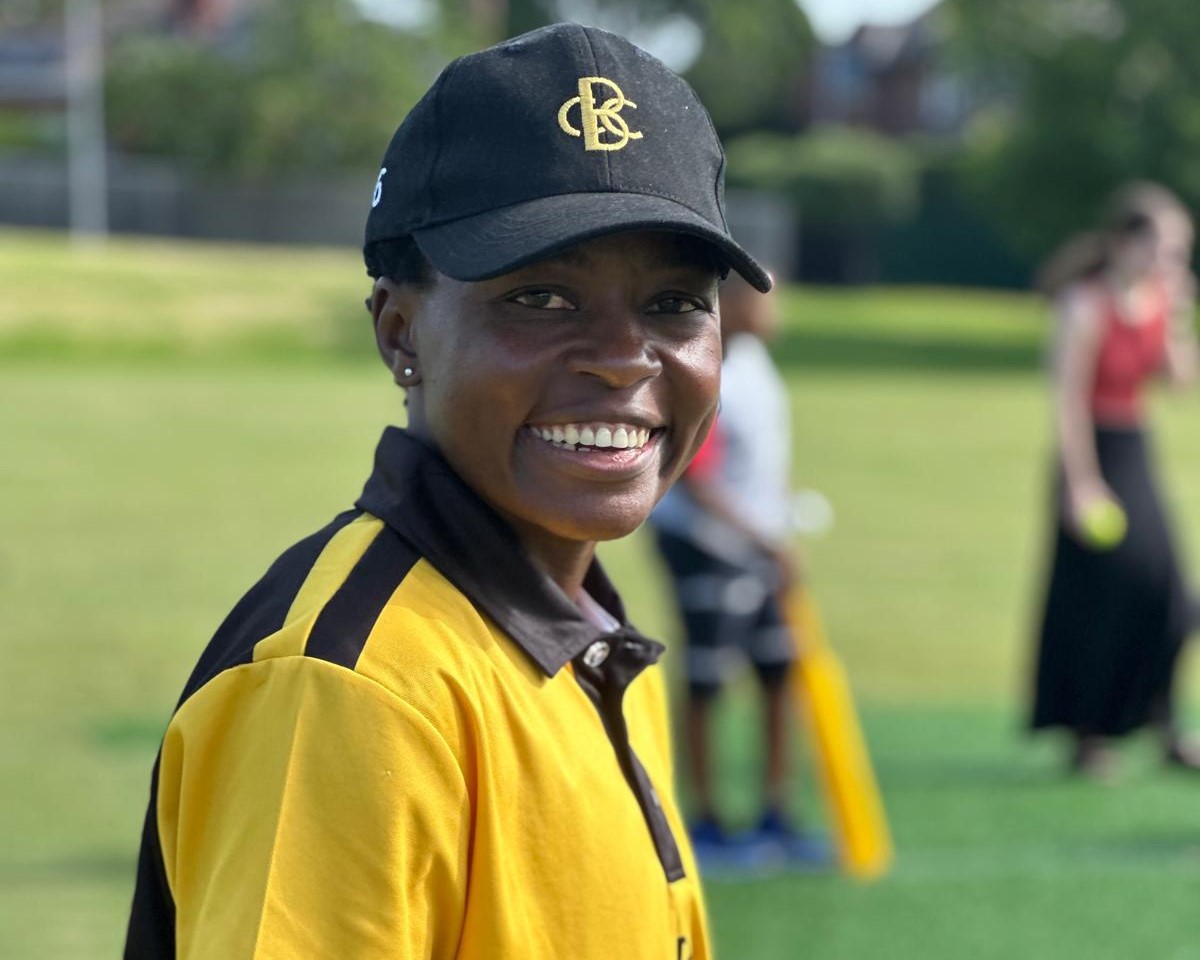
[1081,499,1127,551]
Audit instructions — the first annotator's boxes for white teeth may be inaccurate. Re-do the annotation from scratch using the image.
[529,423,654,450]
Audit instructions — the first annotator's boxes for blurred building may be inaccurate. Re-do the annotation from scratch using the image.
[0,21,64,110]
[0,0,252,109]
[806,8,970,138]
[0,0,372,244]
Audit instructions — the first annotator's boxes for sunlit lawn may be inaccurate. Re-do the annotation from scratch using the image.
[3,229,1199,959]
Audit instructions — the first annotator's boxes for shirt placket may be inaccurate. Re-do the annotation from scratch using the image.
[574,629,685,882]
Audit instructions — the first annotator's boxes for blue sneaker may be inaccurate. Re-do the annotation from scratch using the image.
[688,816,726,848]
[687,817,783,877]
[754,809,833,869]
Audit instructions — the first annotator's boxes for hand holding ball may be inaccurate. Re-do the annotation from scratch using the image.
[1079,498,1127,551]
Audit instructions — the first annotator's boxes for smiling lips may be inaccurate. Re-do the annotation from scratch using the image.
[526,422,654,451]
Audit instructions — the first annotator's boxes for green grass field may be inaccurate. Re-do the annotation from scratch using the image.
[3,229,1200,959]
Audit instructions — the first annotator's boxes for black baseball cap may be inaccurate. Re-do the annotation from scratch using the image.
[364,22,771,292]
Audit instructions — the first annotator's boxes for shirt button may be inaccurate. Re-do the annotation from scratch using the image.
[583,640,610,668]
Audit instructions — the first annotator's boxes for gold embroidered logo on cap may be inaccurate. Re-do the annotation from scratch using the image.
[557,77,643,152]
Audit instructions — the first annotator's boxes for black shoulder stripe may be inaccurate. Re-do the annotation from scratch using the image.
[305,526,420,670]
[124,755,175,959]
[177,508,362,705]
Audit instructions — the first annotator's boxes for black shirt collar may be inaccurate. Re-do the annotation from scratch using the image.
[355,427,654,676]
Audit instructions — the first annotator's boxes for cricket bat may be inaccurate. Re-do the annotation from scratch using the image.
[786,585,893,880]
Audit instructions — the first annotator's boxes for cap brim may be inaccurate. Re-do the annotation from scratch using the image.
[411,192,772,293]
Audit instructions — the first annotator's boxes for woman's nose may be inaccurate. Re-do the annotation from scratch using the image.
[565,312,662,388]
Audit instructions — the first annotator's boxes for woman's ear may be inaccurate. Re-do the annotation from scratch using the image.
[370,277,422,388]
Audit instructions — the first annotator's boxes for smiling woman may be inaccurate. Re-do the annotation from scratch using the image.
[373,232,724,570]
[124,21,769,960]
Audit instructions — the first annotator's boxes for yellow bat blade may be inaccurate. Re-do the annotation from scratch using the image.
[788,587,893,880]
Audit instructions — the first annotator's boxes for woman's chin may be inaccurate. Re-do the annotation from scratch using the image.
[516,496,655,546]
[552,509,649,544]
[500,474,661,544]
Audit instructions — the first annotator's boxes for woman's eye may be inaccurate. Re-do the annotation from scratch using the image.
[511,290,575,310]
[648,296,705,315]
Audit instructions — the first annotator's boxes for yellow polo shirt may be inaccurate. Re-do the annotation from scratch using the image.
[126,427,710,960]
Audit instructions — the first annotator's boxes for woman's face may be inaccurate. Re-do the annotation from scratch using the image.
[1114,209,1193,283]
[1112,227,1158,281]
[1150,209,1194,281]
[392,231,722,553]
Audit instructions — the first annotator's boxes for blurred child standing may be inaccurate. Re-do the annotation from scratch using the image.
[651,274,826,866]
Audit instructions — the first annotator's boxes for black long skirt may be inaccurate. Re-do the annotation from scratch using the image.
[1032,426,1193,737]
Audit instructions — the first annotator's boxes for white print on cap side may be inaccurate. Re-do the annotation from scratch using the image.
[372,168,387,208]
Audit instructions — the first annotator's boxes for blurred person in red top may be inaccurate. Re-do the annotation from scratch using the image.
[1032,182,1200,779]
[650,274,828,868]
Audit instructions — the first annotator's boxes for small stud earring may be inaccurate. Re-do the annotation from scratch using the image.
[403,366,414,378]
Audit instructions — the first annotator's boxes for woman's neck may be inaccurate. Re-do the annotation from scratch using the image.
[510,523,596,600]
[1104,273,1157,325]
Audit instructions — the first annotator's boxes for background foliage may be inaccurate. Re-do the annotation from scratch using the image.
[13,0,1200,284]
[105,0,480,176]
[944,0,1200,263]
[101,0,815,175]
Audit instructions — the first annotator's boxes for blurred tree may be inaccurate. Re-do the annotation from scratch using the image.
[506,0,555,36]
[727,127,919,230]
[726,127,920,281]
[943,0,1200,261]
[105,0,482,176]
[682,0,814,135]
[0,0,62,25]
